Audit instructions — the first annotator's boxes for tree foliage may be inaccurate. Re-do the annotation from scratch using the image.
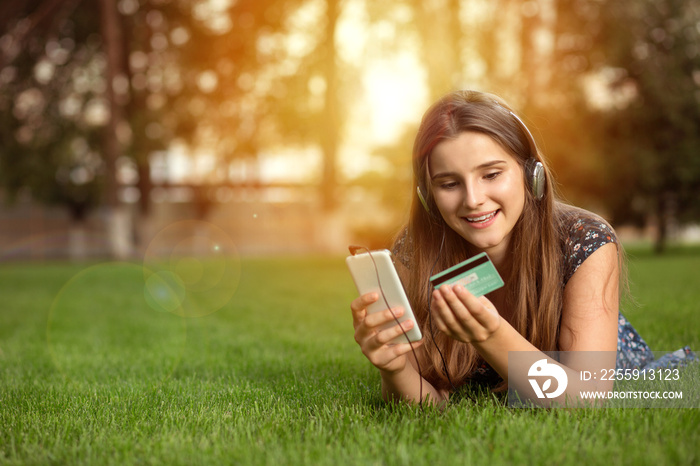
[0,0,105,219]
[0,0,316,217]
[550,0,700,250]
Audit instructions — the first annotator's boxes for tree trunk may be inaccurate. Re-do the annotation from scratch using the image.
[654,192,670,254]
[99,0,132,259]
[320,0,340,212]
[411,0,467,102]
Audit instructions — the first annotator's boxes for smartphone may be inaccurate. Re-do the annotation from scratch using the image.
[346,249,422,343]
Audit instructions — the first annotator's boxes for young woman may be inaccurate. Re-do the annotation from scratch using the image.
[349,90,695,405]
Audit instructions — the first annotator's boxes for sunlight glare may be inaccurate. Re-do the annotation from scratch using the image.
[362,53,427,145]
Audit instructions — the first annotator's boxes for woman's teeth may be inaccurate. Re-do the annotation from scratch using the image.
[465,211,497,223]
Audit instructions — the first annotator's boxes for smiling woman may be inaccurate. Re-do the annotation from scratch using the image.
[348,89,697,407]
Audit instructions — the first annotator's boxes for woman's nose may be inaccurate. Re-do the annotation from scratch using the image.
[463,183,485,209]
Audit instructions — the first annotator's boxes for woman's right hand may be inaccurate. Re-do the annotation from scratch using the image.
[350,292,424,375]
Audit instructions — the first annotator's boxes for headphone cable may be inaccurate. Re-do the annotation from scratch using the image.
[426,227,458,392]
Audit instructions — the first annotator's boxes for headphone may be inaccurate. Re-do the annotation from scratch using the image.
[416,109,546,214]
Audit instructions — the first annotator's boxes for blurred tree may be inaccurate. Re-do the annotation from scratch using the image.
[100,0,131,257]
[414,0,464,101]
[0,0,320,255]
[519,0,608,208]
[550,0,700,252]
[118,0,312,215]
[357,0,700,255]
[0,0,105,220]
[262,0,350,213]
[320,0,340,212]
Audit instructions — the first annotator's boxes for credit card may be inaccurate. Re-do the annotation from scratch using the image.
[429,252,504,297]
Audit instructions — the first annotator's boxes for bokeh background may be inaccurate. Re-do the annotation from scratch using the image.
[2,0,700,260]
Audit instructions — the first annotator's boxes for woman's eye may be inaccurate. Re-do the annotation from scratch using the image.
[440,181,458,189]
[484,171,502,181]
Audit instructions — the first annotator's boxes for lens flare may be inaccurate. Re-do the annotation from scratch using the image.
[144,270,186,313]
[143,220,241,317]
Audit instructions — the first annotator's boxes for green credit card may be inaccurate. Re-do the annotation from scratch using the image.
[429,252,504,297]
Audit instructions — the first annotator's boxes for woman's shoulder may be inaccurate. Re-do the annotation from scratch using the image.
[558,205,618,243]
[391,226,412,269]
[557,205,619,284]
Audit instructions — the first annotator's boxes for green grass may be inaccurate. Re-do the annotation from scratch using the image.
[0,247,698,465]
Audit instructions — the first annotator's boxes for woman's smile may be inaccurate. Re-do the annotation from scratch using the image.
[463,209,499,227]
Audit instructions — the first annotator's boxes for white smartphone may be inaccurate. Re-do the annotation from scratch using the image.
[346,249,422,343]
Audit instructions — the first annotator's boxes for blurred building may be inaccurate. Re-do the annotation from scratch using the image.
[0,182,403,261]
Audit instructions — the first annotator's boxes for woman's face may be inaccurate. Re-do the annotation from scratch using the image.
[429,131,526,262]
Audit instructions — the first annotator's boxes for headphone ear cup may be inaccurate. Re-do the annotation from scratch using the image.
[416,186,431,213]
[525,159,546,200]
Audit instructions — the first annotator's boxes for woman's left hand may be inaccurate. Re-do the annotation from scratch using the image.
[431,284,502,343]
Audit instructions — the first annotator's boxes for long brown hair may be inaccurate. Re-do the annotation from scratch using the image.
[396,90,568,390]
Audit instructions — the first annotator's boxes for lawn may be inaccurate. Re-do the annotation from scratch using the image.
[0,246,698,465]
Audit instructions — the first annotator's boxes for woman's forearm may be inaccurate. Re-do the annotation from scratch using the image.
[380,365,448,406]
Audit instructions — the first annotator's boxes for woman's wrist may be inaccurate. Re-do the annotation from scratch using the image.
[380,365,413,402]
[469,318,536,382]
[379,360,414,381]
[379,361,448,405]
